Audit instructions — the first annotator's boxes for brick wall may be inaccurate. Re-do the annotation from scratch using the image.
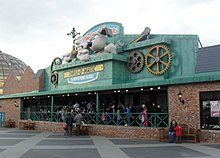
[0,66,44,126]
[201,130,220,143]
[0,98,20,127]
[3,67,44,94]
[168,81,220,143]
[20,121,159,140]
[88,124,158,139]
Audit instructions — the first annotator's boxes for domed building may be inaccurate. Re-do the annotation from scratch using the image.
[0,50,27,94]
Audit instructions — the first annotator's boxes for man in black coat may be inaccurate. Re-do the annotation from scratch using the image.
[65,110,74,137]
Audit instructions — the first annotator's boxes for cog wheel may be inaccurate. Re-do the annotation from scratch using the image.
[145,44,172,75]
[127,51,145,73]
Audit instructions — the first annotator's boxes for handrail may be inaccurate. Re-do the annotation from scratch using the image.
[20,111,168,128]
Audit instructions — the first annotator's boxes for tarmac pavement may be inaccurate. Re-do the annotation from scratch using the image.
[0,127,220,158]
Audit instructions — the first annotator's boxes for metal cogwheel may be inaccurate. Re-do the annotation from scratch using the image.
[51,71,58,85]
[127,51,145,73]
[145,44,172,75]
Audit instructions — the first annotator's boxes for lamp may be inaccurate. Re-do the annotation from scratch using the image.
[178,91,185,104]
[14,101,19,107]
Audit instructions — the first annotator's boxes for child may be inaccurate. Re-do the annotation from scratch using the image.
[63,124,68,135]
[174,122,182,144]
[101,110,106,124]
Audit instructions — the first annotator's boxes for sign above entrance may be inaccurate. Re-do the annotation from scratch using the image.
[67,72,100,84]
[64,64,104,84]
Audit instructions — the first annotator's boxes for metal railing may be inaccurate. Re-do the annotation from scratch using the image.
[20,111,168,128]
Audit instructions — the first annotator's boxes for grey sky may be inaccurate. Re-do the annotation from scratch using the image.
[0,0,219,72]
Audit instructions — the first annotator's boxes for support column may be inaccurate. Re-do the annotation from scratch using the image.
[96,92,99,112]
[96,92,99,124]
[51,96,54,113]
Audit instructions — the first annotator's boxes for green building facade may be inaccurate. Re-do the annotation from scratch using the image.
[1,22,220,143]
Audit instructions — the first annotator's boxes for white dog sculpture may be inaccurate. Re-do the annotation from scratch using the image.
[75,36,90,61]
[88,26,117,55]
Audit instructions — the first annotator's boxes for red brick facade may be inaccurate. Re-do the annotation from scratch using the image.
[0,98,20,126]
[0,67,44,127]
[18,121,159,140]
[168,82,220,143]
[3,66,44,94]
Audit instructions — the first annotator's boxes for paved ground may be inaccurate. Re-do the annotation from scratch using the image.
[0,128,220,158]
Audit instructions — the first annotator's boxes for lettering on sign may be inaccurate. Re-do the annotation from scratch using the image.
[63,64,104,79]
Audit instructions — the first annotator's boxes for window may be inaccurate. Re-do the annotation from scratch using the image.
[200,91,220,130]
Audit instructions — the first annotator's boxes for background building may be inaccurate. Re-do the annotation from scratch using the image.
[0,51,27,94]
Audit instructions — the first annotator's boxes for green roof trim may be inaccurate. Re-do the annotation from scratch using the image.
[53,53,127,71]
[1,71,220,99]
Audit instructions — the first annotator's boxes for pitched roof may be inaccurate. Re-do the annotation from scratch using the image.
[196,44,220,73]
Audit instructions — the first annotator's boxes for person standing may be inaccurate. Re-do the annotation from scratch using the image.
[174,122,182,143]
[74,110,83,136]
[65,110,74,137]
[101,109,106,124]
[142,104,148,127]
[124,104,132,126]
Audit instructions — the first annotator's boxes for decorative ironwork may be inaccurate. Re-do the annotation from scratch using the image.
[51,71,58,85]
[20,112,169,128]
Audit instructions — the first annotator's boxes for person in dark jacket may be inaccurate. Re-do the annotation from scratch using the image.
[65,111,74,137]
[169,120,177,143]
[74,110,83,136]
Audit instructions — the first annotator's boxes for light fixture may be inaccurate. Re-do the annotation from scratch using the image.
[178,91,185,104]
[150,87,153,90]
[114,90,117,93]
[126,90,128,92]
[158,87,161,89]
[14,101,19,107]
[88,92,91,95]
[117,90,120,93]
[140,88,143,91]
[75,93,78,96]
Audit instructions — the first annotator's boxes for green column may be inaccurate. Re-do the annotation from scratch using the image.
[96,92,99,112]
[51,96,54,113]
[50,96,54,122]
[96,92,99,124]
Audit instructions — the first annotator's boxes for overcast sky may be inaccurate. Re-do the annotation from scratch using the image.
[0,0,220,73]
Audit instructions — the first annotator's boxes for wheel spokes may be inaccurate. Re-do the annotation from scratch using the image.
[147,61,156,68]
[160,51,169,58]
[147,53,155,59]
[157,63,160,72]
[160,60,169,67]
[156,47,160,57]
